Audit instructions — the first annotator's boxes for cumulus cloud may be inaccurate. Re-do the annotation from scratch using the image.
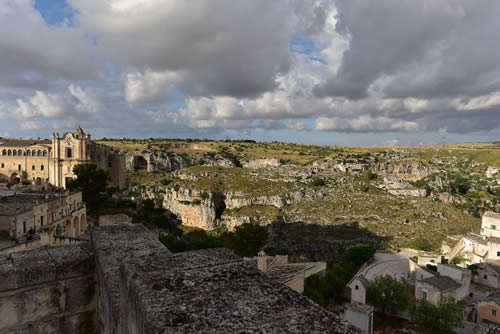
[0,0,96,89]
[1,0,499,142]
[15,91,66,119]
[316,115,418,132]
[125,70,187,103]
[315,0,500,101]
[70,0,294,98]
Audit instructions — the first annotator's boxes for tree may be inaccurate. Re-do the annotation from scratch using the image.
[366,275,412,315]
[412,236,433,252]
[221,223,269,257]
[410,297,465,334]
[67,163,109,210]
[451,176,470,195]
[344,243,376,267]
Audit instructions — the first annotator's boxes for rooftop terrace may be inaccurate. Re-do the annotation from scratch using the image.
[0,192,74,216]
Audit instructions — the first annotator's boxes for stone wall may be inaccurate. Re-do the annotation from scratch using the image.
[0,224,358,333]
[0,243,97,333]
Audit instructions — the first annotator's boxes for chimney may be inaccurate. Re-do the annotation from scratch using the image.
[257,250,267,272]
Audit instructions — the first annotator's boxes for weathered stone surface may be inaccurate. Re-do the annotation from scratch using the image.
[0,225,358,333]
[0,244,96,334]
[243,158,282,169]
[119,247,357,333]
[91,224,167,334]
[161,185,312,230]
[126,150,235,172]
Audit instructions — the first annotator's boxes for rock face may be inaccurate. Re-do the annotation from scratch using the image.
[437,192,465,204]
[160,186,321,230]
[126,151,234,172]
[378,176,427,197]
[486,167,499,178]
[376,161,432,182]
[243,158,281,169]
[162,188,219,230]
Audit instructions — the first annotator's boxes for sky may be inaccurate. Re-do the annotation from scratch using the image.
[0,0,499,145]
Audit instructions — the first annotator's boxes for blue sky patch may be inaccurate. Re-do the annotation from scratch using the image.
[34,0,74,25]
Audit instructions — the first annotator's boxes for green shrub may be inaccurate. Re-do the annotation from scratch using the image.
[311,177,326,186]
[412,236,434,251]
[359,183,369,192]
[220,223,269,257]
[366,169,377,180]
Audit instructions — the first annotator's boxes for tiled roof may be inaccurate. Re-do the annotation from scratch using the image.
[479,319,500,334]
[0,139,50,147]
[420,276,461,292]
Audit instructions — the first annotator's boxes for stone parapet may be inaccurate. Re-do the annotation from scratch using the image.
[0,224,358,333]
[0,243,96,333]
[91,224,167,334]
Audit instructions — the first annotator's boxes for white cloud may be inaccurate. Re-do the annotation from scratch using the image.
[125,70,186,103]
[0,0,96,88]
[316,115,418,132]
[69,85,101,113]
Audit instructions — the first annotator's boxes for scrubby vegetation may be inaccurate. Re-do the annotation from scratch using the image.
[304,243,376,306]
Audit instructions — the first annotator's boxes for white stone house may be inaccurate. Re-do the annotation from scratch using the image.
[415,264,471,306]
[444,212,500,264]
[345,303,374,334]
[347,274,370,305]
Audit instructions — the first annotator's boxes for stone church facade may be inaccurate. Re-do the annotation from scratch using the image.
[0,127,126,189]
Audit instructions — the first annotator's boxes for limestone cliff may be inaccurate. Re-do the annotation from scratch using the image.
[159,185,322,230]
[243,158,282,169]
[376,160,432,182]
[126,151,235,172]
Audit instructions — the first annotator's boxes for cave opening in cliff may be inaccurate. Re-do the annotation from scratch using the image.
[134,156,148,170]
[213,192,226,219]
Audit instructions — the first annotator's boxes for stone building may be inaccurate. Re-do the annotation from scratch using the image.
[0,126,126,189]
[345,303,374,334]
[443,212,500,264]
[0,191,87,253]
[414,264,471,306]
[244,251,327,293]
[0,224,359,333]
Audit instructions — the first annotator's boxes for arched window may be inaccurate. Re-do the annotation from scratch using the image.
[7,150,11,156]
[12,150,17,156]
[17,150,22,156]
[26,150,31,156]
[1,149,5,156]
[43,151,47,157]
[37,150,41,156]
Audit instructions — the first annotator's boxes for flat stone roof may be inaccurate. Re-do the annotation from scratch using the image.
[122,248,355,333]
[484,212,500,219]
[420,276,461,292]
[266,262,325,285]
[244,255,326,285]
[439,263,470,272]
[465,233,488,245]
[0,193,71,216]
[92,224,358,333]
